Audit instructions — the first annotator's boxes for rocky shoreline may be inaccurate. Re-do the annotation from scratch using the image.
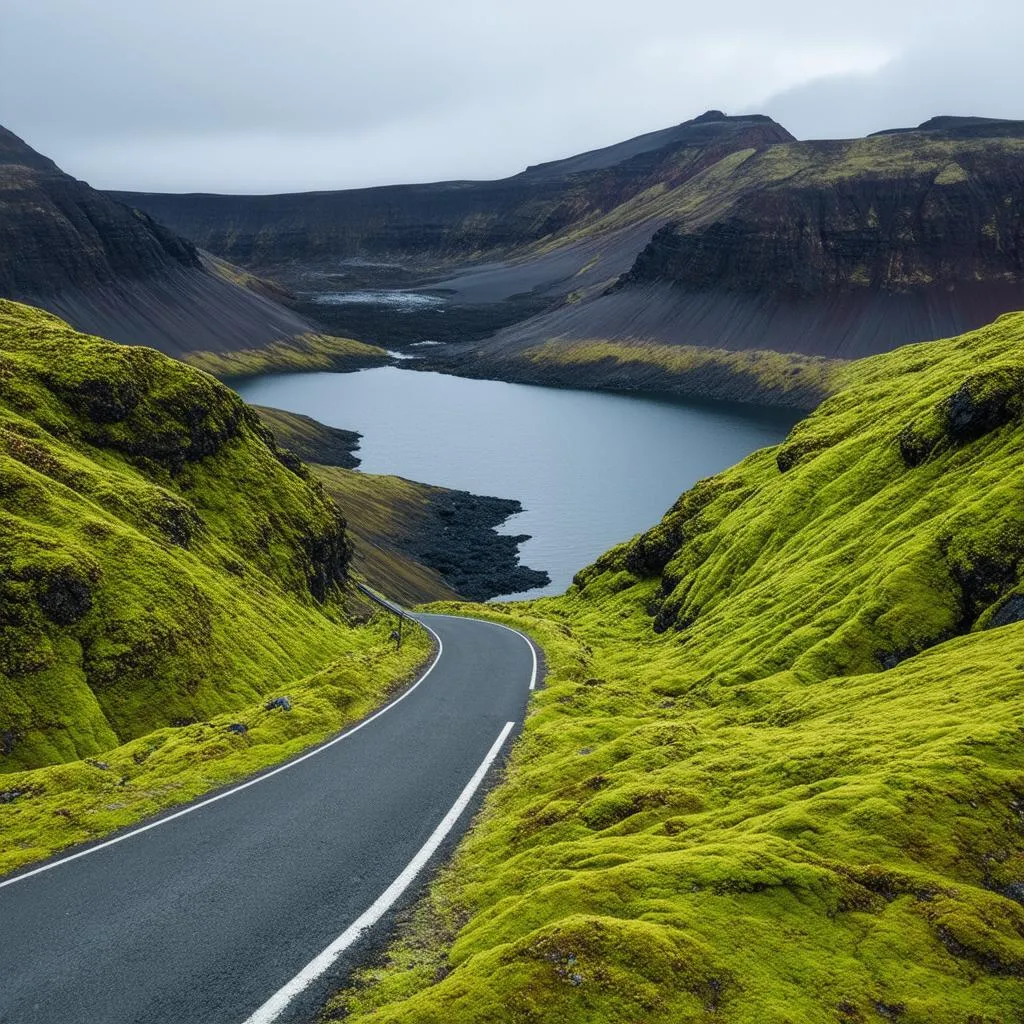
[396,488,549,602]
[256,406,549,603]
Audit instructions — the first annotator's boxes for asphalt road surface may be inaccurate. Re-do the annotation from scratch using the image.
[0,612,536,1024]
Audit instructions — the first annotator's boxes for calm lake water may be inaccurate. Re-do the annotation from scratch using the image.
[236,367,798,597]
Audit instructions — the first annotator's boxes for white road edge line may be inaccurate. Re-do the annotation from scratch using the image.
[0,621,445,891]
[241,719,517,1024]
[426,613,538,690]
[500,622,537,690]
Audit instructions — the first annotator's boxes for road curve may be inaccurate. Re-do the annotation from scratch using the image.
[0,613,536,1024]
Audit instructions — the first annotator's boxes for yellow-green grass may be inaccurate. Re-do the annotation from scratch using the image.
[330,313,1024,1022]
[182,331,387,379]
[523,338,841,405]
[312,466,461,606]
[0,616,429,876]
[0,300,430,873]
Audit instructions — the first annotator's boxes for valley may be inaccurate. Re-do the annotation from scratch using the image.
[1,95,1023,1024]
[116,112,1024,408]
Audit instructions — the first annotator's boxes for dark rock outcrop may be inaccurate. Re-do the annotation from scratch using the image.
[37,566,95,625]
[397,490,550,601]
[0,124,325,358]
[301,513,352,602]
[942,369,1023,442]
[988,594,1024,629]
[897,422,939,467]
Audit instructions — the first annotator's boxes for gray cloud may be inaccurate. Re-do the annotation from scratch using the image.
[1,0,1019,192]
[757,24,1024,140]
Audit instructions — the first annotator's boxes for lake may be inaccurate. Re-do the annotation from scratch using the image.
[235,367,798,597]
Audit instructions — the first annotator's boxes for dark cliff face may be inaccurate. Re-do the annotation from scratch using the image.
[435,118,1024,397]
[624,135,1024,299]
[108,113,794,267]
[0,126,200,297]
[0,125,321,357]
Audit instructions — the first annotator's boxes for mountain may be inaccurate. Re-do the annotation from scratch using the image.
[110,113,792,269]
[0,126,384,373]
[446,115,1024,406]
[0,300,428,872]
[115,114,1024,407]
[328,308,1024,1022]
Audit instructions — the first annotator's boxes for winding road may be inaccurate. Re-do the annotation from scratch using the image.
[0,612,536,1024]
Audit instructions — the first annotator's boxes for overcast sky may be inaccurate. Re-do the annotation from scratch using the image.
[2,0,1022,194]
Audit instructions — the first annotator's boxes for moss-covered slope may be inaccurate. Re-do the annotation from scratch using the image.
[334,313,1024,1022]
[252,405,549,604]
[0,300,404,772]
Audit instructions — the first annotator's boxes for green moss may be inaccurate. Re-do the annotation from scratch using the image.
[182,331,387,379]
[524,338,840,408]
[0,300,430,872]
[333,312,1024,1022]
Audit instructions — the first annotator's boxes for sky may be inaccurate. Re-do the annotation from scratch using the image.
[2,0,1022,194]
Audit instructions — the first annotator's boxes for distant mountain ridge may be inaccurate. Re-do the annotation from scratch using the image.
[20,110,1017,408]
[871,114,1024,139]
[109,112,792,267]
[0,125,368,366]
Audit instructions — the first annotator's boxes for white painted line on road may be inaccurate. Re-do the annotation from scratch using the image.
[0,621,446,891]
[241,719,517,1024]
[424,613,538,690]
[492,621,537,690]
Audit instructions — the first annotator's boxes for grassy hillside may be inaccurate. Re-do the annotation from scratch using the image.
[312,468,462,606]
[330,312,1024,1022]
[251,405,362,469]
[0,301,429,872]
[252,406,548,604]
[463,338,840,411]
[181,331,387,379]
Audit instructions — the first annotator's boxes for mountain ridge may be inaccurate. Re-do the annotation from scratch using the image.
[109,111,1024,408]
[0,125,384,373]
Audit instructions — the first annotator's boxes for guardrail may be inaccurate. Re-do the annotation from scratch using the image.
[354,582,407,647]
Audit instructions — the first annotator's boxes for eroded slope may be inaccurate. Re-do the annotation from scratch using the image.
[0,125,386,374]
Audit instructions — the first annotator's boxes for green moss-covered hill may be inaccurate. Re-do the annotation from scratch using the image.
[0,301,427,801]
[332,312,1024,1022]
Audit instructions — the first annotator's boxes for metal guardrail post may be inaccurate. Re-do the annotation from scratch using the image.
[355,582,406,648]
